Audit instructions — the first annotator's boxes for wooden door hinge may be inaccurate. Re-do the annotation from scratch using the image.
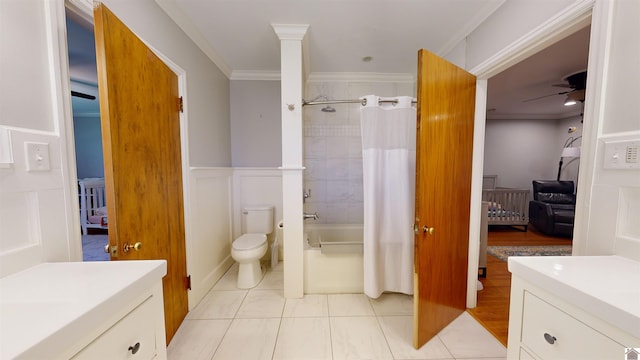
[186,274,191,290]
[179,96,184,113]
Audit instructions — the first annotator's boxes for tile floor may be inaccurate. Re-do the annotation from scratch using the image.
[168,262,506,360]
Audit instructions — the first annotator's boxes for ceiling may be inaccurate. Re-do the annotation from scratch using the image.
[163,0,505,75]
[66,0,590,119]
[486,26,590,120]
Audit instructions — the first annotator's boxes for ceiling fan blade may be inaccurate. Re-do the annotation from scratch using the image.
[523,90,571,102]
[71,91,96,100]
[552,83,575,88]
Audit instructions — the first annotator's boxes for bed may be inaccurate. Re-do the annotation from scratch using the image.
[78,178,108,235]
[482,175,530,231]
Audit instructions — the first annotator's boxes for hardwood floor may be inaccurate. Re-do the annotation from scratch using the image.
[467,225,572,346]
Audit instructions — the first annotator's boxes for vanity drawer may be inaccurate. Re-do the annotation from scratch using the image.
[521,291,624,359]
[72,296,159,360]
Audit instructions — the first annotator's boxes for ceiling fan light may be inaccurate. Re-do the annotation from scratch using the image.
[564,89,585,106]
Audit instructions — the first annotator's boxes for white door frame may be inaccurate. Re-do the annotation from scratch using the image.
[465,0,608,307]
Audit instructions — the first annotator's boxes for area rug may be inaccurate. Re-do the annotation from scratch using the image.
[82,234,110,261]
[487,245,572,262]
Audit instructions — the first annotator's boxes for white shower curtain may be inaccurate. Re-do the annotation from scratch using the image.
[361,95,416,299]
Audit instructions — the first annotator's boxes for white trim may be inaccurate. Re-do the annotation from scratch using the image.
[307,72,415,83]
[230,71,418,83]
[302,32,311,82]
[271,24,309,41]
[465,0,599,308]
[467,79,488,308]
[65,0,92,27]
[0,126,14,168]
[154,0,231,78]
[437,0,507,57]
[53,0,83,262]
[230,71,281,81]
[572,0,615,257]
[470,0,594,78]
[597,130,640,140]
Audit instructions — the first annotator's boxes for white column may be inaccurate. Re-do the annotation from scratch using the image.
[272,24,308,298]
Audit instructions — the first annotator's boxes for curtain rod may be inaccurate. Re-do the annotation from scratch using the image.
[302,98,417,107]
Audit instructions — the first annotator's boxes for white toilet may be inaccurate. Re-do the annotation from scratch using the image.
[231,205,274,289]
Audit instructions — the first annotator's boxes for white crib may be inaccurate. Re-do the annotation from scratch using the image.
[78,178,108,235]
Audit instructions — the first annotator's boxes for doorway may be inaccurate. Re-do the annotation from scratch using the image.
[468,11,593,345]
[65,10,109,261]
[64,2,191,343]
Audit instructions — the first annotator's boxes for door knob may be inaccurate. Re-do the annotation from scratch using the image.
[422,226,434,235]
[123,242,142,253]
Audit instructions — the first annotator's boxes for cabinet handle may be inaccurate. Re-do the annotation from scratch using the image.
[543,333,556,345]
[128,342,141,354]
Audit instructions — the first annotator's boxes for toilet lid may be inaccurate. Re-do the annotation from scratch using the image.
[233,234,267,250]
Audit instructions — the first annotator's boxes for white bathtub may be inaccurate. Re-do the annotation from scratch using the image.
[303,224,364,294]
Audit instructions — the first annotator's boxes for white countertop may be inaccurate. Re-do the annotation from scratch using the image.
[0,260,166,359]
[508,255,640,339]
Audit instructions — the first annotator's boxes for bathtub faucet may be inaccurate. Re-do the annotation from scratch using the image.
[303,212,319,221]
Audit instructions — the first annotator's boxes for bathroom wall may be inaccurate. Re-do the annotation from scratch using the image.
[303,77,414,224]
[230,80,282,167]
[0,1,78,276]
[580,0,640,260]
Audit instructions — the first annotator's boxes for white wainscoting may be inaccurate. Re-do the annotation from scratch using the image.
[186,167,283,308]
[0,128,72,277]
[232,168,284,258]
[187,167,234,308]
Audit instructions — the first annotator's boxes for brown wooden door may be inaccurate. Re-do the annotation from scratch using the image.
[413,49,476,348]
[94,3,188,344]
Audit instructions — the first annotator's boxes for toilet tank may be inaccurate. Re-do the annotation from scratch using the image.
[242,205,274,234]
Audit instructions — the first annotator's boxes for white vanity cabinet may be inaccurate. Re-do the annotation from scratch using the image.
[507,256,640,360]
[0,261,167,360]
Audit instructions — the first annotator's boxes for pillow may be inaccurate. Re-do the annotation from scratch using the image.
[537,192,574,204]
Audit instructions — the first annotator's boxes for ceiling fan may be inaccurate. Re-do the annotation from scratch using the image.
[524,70,587,105]
[71,91,96,100]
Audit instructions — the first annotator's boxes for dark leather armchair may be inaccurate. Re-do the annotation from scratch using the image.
[529,180,575,238]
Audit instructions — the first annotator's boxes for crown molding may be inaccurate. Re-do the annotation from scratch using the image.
[470,0,594,78]
[271,24,309,41]
[229,71,417,83]
[230,71,281,81]
[307,72,416,83]
[437,0,507,58]
[155,0,231,78]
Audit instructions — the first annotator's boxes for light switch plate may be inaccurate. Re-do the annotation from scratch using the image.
[25,141,51,171]
[603,139,640,170]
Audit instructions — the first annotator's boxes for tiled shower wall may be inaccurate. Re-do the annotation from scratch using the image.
[303,79,415,224]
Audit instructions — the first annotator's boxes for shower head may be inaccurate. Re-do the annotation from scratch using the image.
[321,105,336,113]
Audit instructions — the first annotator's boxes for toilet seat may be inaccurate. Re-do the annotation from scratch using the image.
[233,234,267,251]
